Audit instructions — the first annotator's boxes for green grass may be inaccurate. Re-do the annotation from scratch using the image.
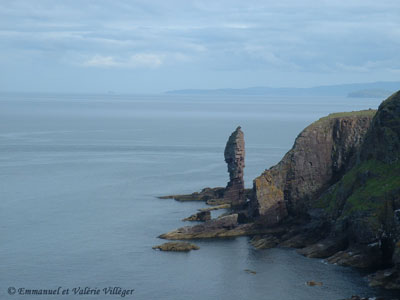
[313,160,400,218]
[323,109,377,119]
[343,160,400,215]
[306,109,376,130]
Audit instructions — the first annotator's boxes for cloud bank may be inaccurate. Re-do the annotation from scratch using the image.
[0,0,399,92]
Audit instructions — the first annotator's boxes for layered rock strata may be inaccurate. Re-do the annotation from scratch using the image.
[223,126,246,207]
[250,111,375,225]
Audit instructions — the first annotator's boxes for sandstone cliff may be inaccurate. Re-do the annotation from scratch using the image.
[250,110,375,225]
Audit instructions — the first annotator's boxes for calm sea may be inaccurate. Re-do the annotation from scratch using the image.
[0,93,396,299]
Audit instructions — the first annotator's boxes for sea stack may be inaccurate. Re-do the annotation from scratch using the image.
[223,126,246,207]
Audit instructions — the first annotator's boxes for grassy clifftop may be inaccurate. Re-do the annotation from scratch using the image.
[310,109,377,127]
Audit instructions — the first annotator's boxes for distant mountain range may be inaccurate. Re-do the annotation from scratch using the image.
[165,81,400,98]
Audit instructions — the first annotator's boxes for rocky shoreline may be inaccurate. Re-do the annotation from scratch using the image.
[155,91,400,298]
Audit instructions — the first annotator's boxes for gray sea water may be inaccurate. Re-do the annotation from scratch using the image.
[0,93,397,300]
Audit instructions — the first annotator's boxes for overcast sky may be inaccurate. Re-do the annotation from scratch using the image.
[0,0,399,93]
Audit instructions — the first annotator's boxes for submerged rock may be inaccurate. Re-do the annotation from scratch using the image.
[223,126,246,207]
[306,281,323,287]
[244,269,257,275]
[152,242,199,252]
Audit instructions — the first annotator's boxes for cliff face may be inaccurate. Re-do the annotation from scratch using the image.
[250,111,375,225]
[311,91,400,287]
[223,126,246,207]
[360,91,400,164]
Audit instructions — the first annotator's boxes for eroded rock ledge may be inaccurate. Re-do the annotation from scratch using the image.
[158,187,225,203]
[152,242,199,252]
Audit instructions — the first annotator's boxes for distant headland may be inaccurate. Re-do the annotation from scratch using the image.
[165,81,400,98]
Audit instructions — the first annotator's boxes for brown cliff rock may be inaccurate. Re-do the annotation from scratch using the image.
[250,111,375,225]
[224,126,246,207]
[183,211,211,222]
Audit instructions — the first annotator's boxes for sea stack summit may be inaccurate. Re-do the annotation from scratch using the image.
[223,126,246,207]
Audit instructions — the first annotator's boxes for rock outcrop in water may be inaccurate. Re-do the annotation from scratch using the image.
[152,242,200,251]
[158,187,225,203]
[223,126,246,207]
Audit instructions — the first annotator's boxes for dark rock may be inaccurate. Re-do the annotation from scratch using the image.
[159,214,280,240]
[159,214,239,239]
[368,268,400,290]
[327,250,372,268]
[276,217,329,248]
[223,127,246,207]
[159,187,225,202]
[250,235,279,249]
[360,90,400,164]
[297,236,348,258]
[183,211,211,222]
[152,242,200,251]
[306,281,323,286]
[279,232,321,249]
[340,296,378,300]
[198,204,230,212]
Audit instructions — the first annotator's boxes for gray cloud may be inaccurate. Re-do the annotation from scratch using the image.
[0,0,399,92]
